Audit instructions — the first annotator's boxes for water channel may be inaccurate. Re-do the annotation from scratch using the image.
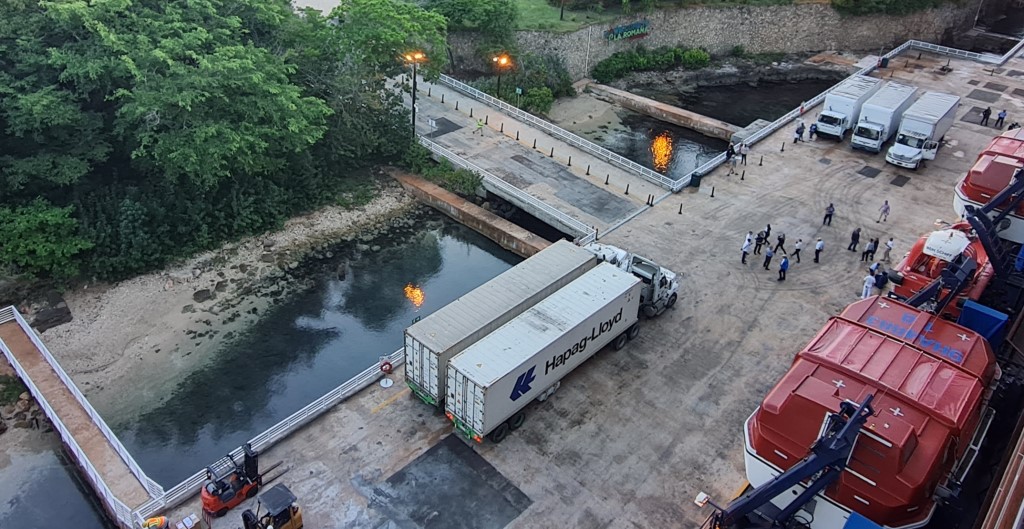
[560,78,841,181]
[111,208,520,486]
[0,431,115,529]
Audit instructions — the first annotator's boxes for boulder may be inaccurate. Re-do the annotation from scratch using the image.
[214,281,228,293]
[18,392,29,401]
[12,420,31,429]
[192,289,214,303]
[14,399,30,413]
[260,253,276,263]
[0,420,7,435]
[263,239,276,249]
[337,264,347,281]
[33,306,73,332]
[0,404,15,420]
[192,268,202,279]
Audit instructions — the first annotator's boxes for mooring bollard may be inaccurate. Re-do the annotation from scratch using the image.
[469,108,473,118]
[533,139,537,149]
[549,147,554,157]
[441,94,445,104]
[625,184,630,195]
[711,186,715,198]
[781,142,785,152]
[759,155,763,166]
[516,131,519,140]
[741,170,745,181]
[455,100,459,110]
[428,87,432,97]
[567,156,571,166]
[678,204,683,215]
[605,174,610,185]
[586,164,590,175]
[484,115,488,125]
[499,123,503,133]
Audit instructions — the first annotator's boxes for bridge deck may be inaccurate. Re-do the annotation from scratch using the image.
[409,78,662,234]
[0,320,149,509]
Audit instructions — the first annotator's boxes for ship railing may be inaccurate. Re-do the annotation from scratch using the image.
[0,307,137,529]
[417,136,598,245]
[435,74,679,191]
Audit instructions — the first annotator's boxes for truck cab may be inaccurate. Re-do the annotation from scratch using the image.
[887,131,938,169]
[851,121,885,152]
[585,243,679,318]
[815,110,849,139]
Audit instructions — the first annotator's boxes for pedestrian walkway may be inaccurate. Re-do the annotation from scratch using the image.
[0,313,150,519]
[404,76,672,235]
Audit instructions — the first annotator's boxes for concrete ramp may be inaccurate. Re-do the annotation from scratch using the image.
[586,83,741,141]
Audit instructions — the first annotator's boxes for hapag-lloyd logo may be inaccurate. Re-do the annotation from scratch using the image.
[545,308,624,375]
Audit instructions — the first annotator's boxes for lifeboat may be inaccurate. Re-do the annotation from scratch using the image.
[745,297,1000,529]
[888,222,994,320]
[954,129,1024,244]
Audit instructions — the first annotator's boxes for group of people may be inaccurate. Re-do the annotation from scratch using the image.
[981,107,1011,129]
[739,201,897,297]
[724,142,750,175]
[793,120,817,143]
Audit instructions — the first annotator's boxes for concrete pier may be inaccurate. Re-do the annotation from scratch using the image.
[586,82,742,140]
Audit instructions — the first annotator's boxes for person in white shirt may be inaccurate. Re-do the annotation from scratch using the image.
[883,237,894,262]
[790,239,803,263]
[814,238,824,263]
[862,273,876,299]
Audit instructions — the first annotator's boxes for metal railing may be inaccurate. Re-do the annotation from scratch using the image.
[436,74,678,191]
[418,136,599,245]
[0,307,164,500]
[135,347,407,518]
[0,309,136,529]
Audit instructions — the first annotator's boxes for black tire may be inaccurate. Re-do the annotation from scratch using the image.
[889,272,904,286]
[509,411,526,430]
[215,508,229,518]
[666,293,677,308]
[489,422,511,443]
[613,333,628,351]
[627,323,640,340]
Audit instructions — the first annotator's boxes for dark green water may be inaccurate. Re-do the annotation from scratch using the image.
[113,209,520,486]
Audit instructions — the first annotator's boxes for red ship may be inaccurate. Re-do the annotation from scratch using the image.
[744,297,1000,529]
[889,222,995,320]
[954,129,1024,244]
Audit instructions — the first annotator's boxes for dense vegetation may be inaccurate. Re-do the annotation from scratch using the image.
[545,0,957,15]
[591,46,710,83]
[0,0,447,281]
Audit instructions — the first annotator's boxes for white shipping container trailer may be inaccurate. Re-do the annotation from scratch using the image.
[446,263,642,443]
[405,240,597,407]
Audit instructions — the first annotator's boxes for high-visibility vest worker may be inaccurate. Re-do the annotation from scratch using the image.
[143,516,169,529]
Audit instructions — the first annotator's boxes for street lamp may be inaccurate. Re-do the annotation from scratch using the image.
[402,51,427,136]
[491,53,512,100]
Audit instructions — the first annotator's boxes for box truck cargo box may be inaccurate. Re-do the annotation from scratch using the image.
[446,263,642,443]
[404,240,597,407]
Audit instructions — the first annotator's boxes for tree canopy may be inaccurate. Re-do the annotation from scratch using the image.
[0,0,447,280]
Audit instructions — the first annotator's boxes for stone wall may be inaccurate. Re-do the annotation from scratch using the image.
[449,0,983,80]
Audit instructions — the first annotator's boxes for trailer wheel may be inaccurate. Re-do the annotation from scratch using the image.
[489,422,511,443]
[613,333,628,351]
[509,411,526,430]
[666,293,677,308]
[627,323,640,340]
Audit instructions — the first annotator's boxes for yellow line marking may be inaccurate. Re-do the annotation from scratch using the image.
[731,480,751,500]
[372,387,410,414]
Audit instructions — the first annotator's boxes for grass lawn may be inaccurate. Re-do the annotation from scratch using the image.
[515,0,618,32]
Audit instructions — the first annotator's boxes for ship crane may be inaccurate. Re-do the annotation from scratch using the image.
[695,395,875,529]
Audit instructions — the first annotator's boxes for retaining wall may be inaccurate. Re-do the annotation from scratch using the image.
[449,0,983,80]
[389,169,551,258]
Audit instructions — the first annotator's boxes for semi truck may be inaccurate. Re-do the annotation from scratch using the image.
[885,91,960,169]
[814,75,882,140]
[406,240,680,408]
[850,81,917,153]
[404,240,597,408]
[445,263,642,443]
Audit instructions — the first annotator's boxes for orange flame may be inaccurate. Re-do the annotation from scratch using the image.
[651,131,673,172]
[404,283,425,308]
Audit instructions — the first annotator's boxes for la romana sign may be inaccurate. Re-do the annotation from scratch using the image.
[604,20,649,42]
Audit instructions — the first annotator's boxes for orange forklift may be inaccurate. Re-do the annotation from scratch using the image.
[201,443,283,518]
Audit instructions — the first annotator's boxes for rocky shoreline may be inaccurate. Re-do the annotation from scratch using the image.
[607,53,851,92]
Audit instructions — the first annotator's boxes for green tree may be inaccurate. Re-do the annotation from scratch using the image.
[331,0,449,77]
[426,0,518,50]
[0,199,92,279]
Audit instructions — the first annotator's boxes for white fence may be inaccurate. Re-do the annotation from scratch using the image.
[417,137,599,245]
[0,307,138,529]
[436,74,682,191]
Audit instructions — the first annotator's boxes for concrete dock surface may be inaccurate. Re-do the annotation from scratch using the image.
[167,50,1024,529]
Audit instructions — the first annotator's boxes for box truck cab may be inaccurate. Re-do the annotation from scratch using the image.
[885,91,960,170]
[814,75,882,140]
[851,82,917,153]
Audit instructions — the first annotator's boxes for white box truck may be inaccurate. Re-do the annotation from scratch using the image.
[851,82,918,153]
[885,91,960,169]
[445,263,642,443]
[404,240,596,408]
[814,75,882,140]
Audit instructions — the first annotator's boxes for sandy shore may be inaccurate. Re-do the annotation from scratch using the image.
[548,91,629,140]
[43,178,418,420]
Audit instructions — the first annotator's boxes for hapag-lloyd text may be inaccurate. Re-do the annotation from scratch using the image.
[545,308,624,375]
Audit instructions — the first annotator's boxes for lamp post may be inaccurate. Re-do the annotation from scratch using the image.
[491,53,512,100]
[403,51,426,136]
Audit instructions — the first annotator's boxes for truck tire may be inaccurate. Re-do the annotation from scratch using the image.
[613,333,628,351]
[642,304,657,319]
[666,293,677,308]
[489,422,510,443]
[627,323,640,340]
[509,411,526,430]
